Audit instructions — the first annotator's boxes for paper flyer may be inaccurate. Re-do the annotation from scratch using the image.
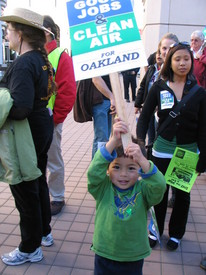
[165,147,199,193]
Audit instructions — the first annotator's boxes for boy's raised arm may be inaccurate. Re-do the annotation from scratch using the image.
[106,117,128,154]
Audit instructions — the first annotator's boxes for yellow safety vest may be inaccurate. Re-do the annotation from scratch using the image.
[47,47,65,110]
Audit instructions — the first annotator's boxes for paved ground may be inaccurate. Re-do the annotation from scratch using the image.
[0,101,206,275]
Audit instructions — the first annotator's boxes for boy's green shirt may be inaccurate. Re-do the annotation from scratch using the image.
[87,148,166,262]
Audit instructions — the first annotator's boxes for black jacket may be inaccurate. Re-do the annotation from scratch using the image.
[134,65,156,108]
[136,79,206,172]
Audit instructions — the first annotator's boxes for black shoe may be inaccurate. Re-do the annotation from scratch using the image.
[126,99,130,102]
[148,232,157,248]
[50,201,65,215]
[200,257,206,270]
[166,238,180,251]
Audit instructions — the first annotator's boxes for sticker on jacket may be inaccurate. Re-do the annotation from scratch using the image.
[160,90,174,110]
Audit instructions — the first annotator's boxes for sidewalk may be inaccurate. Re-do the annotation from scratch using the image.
[0,101,206,275]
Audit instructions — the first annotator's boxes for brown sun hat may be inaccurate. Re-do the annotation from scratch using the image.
[0,7,53,34]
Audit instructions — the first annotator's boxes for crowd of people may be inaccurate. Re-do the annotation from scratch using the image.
[0,5,206,274]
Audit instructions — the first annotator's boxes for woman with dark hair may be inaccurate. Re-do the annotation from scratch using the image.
[0,8,56,265]
[136,42,206,250]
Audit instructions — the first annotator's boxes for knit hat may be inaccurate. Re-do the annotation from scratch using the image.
[0,7,53,34]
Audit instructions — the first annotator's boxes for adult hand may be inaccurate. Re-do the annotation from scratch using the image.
[134,107,142,114]
[110,96,116,115]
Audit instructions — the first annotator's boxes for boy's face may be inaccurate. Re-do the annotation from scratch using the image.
[108,157,140,190]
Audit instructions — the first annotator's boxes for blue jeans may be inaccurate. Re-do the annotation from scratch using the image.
[92,99,112,158]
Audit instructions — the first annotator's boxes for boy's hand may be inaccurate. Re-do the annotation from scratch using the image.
[106,117,128,153]
[113,117,128,141]
[125,143,150,173]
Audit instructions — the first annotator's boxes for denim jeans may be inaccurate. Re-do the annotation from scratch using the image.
[92,99,112,158]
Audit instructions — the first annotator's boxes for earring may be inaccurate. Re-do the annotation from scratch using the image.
[106,171,109,176]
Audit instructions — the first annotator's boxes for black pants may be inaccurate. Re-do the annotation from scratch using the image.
[94,254,144,275]
[123,74,137,101]
[10,110,53,253]
[152,156,190,239]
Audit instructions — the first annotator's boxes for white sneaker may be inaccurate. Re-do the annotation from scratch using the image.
[1,247,43,266]
[41,233,54,247]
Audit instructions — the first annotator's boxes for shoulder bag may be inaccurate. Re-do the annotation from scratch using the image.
[73,79,103,123]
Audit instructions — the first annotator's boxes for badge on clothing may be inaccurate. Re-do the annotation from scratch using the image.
[160,90,174,110]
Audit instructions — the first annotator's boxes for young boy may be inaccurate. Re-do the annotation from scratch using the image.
[87,118,166,275]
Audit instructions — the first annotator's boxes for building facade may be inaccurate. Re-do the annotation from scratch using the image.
[141,0,206,59]
[0,0,7,78]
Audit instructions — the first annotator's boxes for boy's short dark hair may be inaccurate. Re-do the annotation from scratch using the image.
[115,136,146,158]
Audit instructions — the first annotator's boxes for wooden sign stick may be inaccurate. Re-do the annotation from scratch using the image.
[109,72,132,149]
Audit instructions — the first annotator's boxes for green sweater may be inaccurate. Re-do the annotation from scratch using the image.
[87,147,166,262]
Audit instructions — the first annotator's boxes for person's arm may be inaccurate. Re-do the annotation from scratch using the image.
[9,106,31,120]
[53,52,76,124]
[92,76,116,114]
[134,69,149,113]
[196,90,206,173]
[136,83,158,143]
[8,64,35,120]
[87,148,113,199]
[105,117,128,154]
[105,118,151,173]
[134,67,140,74]
[141,162,166,208]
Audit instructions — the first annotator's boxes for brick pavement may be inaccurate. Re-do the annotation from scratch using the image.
[0,101,206,275]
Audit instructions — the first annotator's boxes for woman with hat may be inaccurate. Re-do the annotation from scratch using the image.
[0,8,56,265]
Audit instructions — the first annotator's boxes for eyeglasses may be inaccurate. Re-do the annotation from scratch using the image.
[170,41,190,48]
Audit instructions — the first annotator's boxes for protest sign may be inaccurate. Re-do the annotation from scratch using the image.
[66,0,147,147]
[66,0,147,80]
[165,147,198,193]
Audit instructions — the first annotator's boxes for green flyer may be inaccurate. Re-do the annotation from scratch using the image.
[165,147,199,193]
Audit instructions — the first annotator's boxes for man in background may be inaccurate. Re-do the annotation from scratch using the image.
[121,68,140,102]
[190,30,206,89]
[43,15,76,215]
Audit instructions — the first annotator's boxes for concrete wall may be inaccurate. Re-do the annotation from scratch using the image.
[142,0,206,59]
